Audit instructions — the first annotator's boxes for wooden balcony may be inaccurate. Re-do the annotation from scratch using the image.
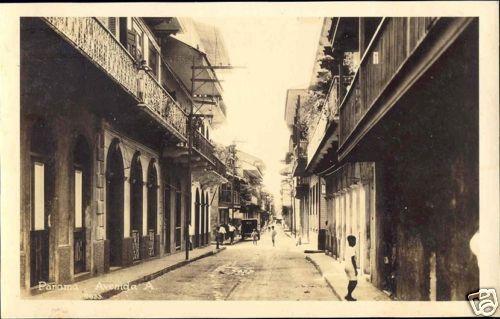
[337,17,473,161]
[42,17,188,139]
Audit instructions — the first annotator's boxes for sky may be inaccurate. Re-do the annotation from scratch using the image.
[196,17,323,208]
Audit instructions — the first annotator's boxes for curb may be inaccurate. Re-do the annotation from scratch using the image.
[100,247,226,299]
[305,255,343,301]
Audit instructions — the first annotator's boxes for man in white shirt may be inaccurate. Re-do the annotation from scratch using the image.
[218,224,227,246]
[228,223,236,245]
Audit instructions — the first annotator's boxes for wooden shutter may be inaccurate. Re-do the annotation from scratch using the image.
[108,17,117,37]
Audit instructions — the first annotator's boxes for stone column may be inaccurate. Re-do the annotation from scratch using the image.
[123,177,130,238]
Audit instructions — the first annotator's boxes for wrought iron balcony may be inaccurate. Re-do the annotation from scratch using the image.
[192,130,227,177]
[42,17,188,139]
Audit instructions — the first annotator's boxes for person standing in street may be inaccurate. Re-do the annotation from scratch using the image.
[228,223,236,245]
[218,224,227,246]
[215,225,220,249]
[344,235,358,301]
[271,226,277,247]
[251,229,259,245]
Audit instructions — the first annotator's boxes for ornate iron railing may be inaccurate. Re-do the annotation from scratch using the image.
[43,17,187,138]
[192,130,227,177]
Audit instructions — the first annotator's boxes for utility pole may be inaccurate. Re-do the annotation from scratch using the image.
[185,54,196,261]
[186,53,239,260]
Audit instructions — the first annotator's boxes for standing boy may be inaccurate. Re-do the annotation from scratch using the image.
[344,235,358,301]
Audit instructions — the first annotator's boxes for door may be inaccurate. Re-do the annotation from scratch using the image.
[74,168,86,274]
[30,161,49,286]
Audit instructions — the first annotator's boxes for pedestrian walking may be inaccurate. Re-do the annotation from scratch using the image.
[218,224,227,246]
[215,225,220,249]
[344,235,358,301]
[228,223,236,244]
[251,229,259,245]
[271,226,277,247]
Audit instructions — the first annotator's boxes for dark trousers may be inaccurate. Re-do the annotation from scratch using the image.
[229,231,234,244]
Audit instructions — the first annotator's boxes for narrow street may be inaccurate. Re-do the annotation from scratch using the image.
[111,226,337,300]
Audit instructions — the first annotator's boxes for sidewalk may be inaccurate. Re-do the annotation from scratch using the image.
[305,253,391,301]
[283,228,390,301]
[27,245,225,300]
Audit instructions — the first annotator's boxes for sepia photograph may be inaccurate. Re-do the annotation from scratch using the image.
[1,2,499,318]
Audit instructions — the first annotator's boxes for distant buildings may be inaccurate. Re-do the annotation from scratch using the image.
[281,17,479,300]
[217,147,274,228]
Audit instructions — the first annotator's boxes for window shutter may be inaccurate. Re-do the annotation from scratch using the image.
[108,17,117,37]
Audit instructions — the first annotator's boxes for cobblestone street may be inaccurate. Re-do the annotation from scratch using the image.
[111,227,338,300]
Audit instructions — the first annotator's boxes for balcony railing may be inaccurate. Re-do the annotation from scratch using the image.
[339,17,437,148]
[43,17,187,138]
[192,130,227,177]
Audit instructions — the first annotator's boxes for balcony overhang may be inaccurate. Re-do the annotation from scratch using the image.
[337,17,473,163]
[192,168,228,188]
[305,119,339,175]
[143,18,183,36]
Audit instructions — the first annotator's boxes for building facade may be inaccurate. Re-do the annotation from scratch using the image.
[20,17,227,290]
[283,17,479,300]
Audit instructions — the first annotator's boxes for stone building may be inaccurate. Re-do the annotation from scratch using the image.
[20,17,227,290]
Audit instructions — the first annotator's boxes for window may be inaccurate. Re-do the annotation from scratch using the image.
[74,169,83,228]
[149,41,158,79]
[33,162,45,230]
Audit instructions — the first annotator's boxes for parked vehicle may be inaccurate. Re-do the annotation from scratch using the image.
[240,219,260,240]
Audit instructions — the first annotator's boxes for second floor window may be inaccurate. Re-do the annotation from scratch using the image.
[149,41,158,79]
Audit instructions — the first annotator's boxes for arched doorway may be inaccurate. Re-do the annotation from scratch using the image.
[147,159,158,257]
[106,139,124,267]
[29,119,55,286]
[130,152,143,261]
[194,189,200,248]
[205,192,210,245]
[73,135,91,274]
[200,191,205,246]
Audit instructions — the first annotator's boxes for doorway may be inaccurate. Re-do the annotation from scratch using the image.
[73,135,91,274]
[130,152,143,261]
[147,160,158,257]
[29,119,54,286]
[106,139,124,267]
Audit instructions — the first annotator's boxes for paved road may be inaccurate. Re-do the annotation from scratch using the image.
[111,226,338,300]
